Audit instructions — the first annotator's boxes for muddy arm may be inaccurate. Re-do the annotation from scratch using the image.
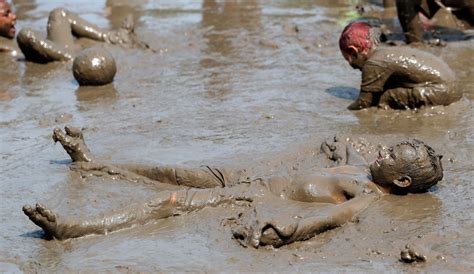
[345,143,369,167]
[52,126,233,188]
[52,126,94,162]
[234,194,378,248]
[348,91,373,110]
[283,194,378,245]
[74,162,235,189]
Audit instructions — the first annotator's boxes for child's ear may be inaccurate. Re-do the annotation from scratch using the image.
[393,176,412,188]
[348,45,359,56]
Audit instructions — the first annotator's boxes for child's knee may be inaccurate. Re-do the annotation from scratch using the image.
[49,8,68,21]
[17,28,36,45]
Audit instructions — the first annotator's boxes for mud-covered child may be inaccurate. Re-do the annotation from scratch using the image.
[0,0,15,40]
[16,7,148,63]
[0,1,148,62]
[23,127,443,248]
[339,21,462,110]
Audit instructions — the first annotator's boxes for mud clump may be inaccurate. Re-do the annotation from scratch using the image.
[73,47,117,86]
[400,244,428,263]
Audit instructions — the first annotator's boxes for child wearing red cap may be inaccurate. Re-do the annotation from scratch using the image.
[339,21,461,110]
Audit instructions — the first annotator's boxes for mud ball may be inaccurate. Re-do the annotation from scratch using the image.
[72,48,117,86]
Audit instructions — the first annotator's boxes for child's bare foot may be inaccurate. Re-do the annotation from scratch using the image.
[105,15,153,51]
[22,203,66,239]
[52,126,93,162]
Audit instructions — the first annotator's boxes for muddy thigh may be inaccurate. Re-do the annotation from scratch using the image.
[380,83,461,108]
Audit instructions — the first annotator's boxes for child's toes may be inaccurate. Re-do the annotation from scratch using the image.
[22,204,34,217]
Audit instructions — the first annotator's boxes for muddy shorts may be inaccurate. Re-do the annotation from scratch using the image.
[174,166,247,188]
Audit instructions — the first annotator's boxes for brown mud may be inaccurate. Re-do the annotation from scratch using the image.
[0,0,473,272]
[72,47,117,86]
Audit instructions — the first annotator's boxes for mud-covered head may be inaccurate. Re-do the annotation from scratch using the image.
[0,0,16,39]
[370,139,443,194]
[339,21,380,70]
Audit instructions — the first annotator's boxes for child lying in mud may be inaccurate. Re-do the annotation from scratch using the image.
[16,7,148,63]
[339,21,462,110]
[23,126,443,248]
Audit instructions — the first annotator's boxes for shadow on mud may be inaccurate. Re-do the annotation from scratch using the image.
[75,84,118,102]
[325,86,359,100]
[49,159,73,165]
[19,230,51,240]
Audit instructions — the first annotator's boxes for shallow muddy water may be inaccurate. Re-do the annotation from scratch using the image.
[0,0,473,272]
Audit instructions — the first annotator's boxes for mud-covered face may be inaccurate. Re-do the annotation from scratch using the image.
[342,49,367,71]
[369,143,429,190]
[0,2,16,39]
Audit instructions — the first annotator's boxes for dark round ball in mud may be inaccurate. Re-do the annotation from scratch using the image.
[73,48,117,86]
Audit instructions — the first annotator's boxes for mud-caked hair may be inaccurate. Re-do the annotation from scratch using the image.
[399,139,443,193]
[339,21,380,55]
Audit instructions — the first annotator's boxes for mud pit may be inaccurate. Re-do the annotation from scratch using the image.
[0,0,473,272]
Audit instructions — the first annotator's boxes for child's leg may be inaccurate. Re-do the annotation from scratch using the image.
[16,28,74,63]
[379,87,417,109]
[23,190,177,240]
[23,183,259,240]
[396,0,424,43]
[47,8,139,48]
[380,83,460,109]
[46,8,77,48]
[412,83,461,106]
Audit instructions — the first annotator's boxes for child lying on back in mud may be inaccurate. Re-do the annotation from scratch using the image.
[339,21,462,110]
[23,126,443,248]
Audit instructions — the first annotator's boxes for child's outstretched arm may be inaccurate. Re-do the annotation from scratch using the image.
[282,193,378,245]
[53,126,236,189]
[233,193,378,248]
[53,126,94,162]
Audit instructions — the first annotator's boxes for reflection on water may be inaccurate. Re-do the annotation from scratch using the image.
[12,0,37,20]
[75,84,118,103]
[21,61,64,85]
[104,0,147,29]
[200,0,261,99]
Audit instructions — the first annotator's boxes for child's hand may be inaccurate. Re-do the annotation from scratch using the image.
[231,205,298,248]
[321,135,348,165]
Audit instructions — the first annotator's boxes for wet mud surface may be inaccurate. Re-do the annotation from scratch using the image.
[1,0,473,272]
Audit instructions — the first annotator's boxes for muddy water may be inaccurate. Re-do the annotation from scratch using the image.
[1,0,473,272]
